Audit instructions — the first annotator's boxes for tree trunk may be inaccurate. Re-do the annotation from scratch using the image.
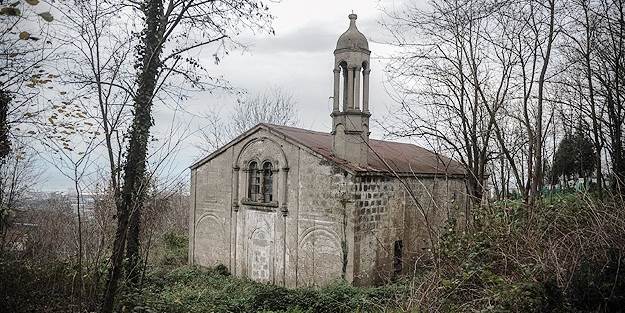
[581,0,604,193]
[100,0,164,311]
[74,174,84,313]
[126,192,144,284]
[530,0,556,206]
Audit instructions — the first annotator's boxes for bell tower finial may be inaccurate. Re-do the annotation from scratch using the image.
[331,13,371,166]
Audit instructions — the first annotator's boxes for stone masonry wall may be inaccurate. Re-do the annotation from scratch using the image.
[190,127,467,288]
[191,128,352,288]
[352,175,466,285]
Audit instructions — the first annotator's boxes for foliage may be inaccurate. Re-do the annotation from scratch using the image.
[159,231,188,267]
[1,0,56,148]
[425,194,625,312]
[120,266,406,313]
[114,196,625,313]
[2,194,624,313]
[552,129,595,184]
[0,256,99,312]
[569,248,625,312]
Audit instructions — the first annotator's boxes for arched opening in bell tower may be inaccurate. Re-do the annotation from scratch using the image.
[361,61,369,112]
[339,61,348,111]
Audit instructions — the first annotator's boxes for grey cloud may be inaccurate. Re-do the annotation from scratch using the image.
[252,23,339,54]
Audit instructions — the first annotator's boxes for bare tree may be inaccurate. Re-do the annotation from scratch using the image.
[0,146,39,255]
[484,0,561,204]
[556,0,604,194]
[560,0,625,194]
[99,1,273,311]
[381,0,565,205]
[528,0,558,204]
[231,87,299,134]
[1,1,58,158]
[380,0,514,204]
[593,0,625,193]
[39,119,100,311]
[199,87,299,153]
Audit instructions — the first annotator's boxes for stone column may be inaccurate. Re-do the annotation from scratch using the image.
[280,167,289,286]
[363,68,370,112]
[189,170,197,265]
[280,168,289,208]
[354,67,361,110]
[342,67,348,111]
[347,67,354,110]
[232,166,240,205]
[333,68,340,112]
[231,166,240,274]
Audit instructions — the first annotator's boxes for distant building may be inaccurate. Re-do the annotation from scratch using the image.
[67,192,97,219]
[189,14,468,287]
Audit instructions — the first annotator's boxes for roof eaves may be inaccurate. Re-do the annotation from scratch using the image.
[263,125,358,175]
[189,124,267,170]
[189,123,358,175]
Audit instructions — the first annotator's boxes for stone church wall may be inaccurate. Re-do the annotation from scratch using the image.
[190,127,467,287]
[352,175,466,285]
[290,151,354,287]
[190,129,354,287]
[189,146,234,269]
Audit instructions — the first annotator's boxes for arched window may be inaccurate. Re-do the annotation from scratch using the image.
[262,162,273,202]
[248,161,260,201]
[339,61,348,110]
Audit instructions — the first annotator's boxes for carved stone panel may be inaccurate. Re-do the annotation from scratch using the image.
[195,213,228,266]
[297,226,343,286]
[245,209,275,283]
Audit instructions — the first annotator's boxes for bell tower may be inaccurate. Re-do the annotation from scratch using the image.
[331,13,371,166]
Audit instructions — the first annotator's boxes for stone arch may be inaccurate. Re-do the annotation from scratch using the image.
[234,136,288,169]
[297,226,343,286]
[235,136,288,205]
[246,227,274,283]
[247,158,260,167]
[195,213,220,227]
[194,213,228,266]
[261,158,275,166]
[298,225,341,246]
[335,122,345,134]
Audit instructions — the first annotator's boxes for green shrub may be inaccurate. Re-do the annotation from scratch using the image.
[4,193,624,313]
[160,231,188,266]
[570,249,625,312]
[0,256,102,312]
[120,265,406,313]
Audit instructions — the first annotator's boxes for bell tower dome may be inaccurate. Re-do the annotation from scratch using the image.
[331,13,371,166]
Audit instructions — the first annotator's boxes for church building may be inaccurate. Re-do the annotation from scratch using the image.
[189,14,468,287]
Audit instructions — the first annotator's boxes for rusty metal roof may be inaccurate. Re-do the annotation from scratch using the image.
[265,124,466,176]
[191,123,466,177]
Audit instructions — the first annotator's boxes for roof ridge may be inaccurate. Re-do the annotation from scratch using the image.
[191,122,466,176]
[265,123,420,147]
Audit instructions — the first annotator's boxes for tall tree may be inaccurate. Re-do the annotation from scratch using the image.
[0,91,10,159]
[529,0,557,204]
[100,0,273,311]
[565,0,605,190]
[381,0,515,204]
[381,0,564,205]
[552,128,595,185]
[594,0,625,193]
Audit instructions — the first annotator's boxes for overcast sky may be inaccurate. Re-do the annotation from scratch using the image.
[39,0,424,191]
